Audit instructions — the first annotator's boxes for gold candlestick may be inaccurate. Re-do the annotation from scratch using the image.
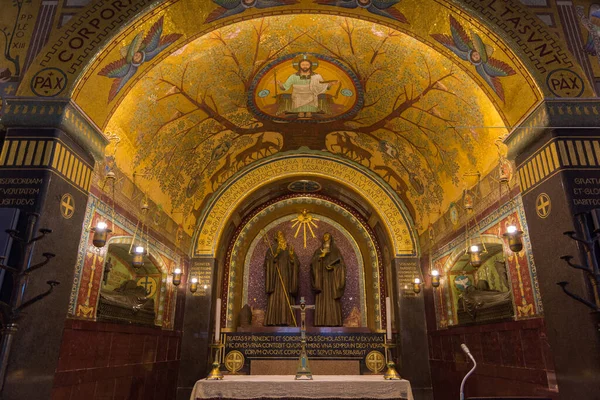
[206,341,224,380]
[383,341,401,380]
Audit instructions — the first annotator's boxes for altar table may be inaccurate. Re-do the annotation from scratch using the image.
[190,375,414,400]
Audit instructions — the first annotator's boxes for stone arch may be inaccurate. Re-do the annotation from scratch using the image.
[16,0,593,128]
[224,194,385,331]
[441,234,506,273]
[192,152,418,258]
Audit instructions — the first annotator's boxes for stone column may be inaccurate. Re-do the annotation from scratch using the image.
[393,257,433,400]
[0,98,107,400]
[505,99,600,399]
[176,257,218,400]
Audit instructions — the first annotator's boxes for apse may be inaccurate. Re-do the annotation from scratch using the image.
[2,0,599,399]
[77,13,524,240]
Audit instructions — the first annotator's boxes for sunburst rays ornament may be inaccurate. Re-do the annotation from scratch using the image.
[291,210,319,249]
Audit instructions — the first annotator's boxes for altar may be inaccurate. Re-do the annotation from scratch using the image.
[190,375,414,400]
[192,217,414,400]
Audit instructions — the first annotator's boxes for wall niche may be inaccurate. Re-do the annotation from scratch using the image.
[97,242,163,326]
[447,242,514,326]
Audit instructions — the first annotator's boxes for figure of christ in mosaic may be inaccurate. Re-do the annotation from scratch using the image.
[311,233,346,326]
[264,231,300,326]
[276,57,338,118]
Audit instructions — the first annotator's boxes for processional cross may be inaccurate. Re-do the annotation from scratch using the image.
[291,297,315,380]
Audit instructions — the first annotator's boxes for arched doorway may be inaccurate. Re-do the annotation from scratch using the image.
[1,1,597,399]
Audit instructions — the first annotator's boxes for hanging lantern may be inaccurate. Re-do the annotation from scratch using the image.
[172,268,182,286]
[91,221,111,248]
[132,246,145,268]
[463,190,474,212]
[431,269,440,288]
[190,277,199,293]
[468,245,482,269]
[503,225,524,253]
[499,159,511,184]
[413,278,422,294]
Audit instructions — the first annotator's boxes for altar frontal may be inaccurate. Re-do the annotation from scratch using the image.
[192,375,414,400]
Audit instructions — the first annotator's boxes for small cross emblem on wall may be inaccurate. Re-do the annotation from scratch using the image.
[60,193,75,219]
[137,276,157,297]
[536,193,551,219]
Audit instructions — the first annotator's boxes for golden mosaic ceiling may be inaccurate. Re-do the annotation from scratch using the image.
[78,12,541,234]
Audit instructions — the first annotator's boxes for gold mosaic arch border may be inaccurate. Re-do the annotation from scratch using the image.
[223,194,387,332]
[16,0,592,117]
[192,152,417,258]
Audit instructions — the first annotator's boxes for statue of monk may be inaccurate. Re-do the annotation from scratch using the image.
[264,231,299,326]
[460,280,512,319]
[311,232,346,326]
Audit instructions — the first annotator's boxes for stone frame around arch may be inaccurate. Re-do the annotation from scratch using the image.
[98,235,170,327]
[69,193,181,329]
[221,193,387,332]
[440,233,506,274]
[191,151,419,259]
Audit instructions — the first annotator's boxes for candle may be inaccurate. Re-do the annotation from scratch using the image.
[214,298,221,343]
[385,296,392,341]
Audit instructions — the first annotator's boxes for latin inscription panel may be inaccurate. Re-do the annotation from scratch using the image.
[224,332,385,360]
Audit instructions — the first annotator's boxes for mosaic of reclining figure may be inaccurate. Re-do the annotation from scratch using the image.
[459,280,512,323]
[97,280,156,325]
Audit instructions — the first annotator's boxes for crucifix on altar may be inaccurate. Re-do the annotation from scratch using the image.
[291,297,315,380]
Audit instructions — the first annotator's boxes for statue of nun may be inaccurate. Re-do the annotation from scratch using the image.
[311,232,346,326]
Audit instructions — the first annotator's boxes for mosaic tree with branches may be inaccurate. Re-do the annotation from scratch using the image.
[0,0,31,78]
[129,16,485,226]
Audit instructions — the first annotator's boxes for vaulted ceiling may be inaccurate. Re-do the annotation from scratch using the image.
[70,5,546,236]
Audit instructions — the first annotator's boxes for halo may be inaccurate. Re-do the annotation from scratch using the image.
[292,54,319,71]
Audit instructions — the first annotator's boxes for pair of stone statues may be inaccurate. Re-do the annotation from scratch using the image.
[264,231,346,327]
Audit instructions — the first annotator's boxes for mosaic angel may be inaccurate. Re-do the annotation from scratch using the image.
[98,17,182,102]
[205,0,298,23]
[582,4,600,56]
[315,0,407,24]
[431,15,515,102]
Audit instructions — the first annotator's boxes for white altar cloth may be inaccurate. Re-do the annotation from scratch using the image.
[191,375,414,400]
